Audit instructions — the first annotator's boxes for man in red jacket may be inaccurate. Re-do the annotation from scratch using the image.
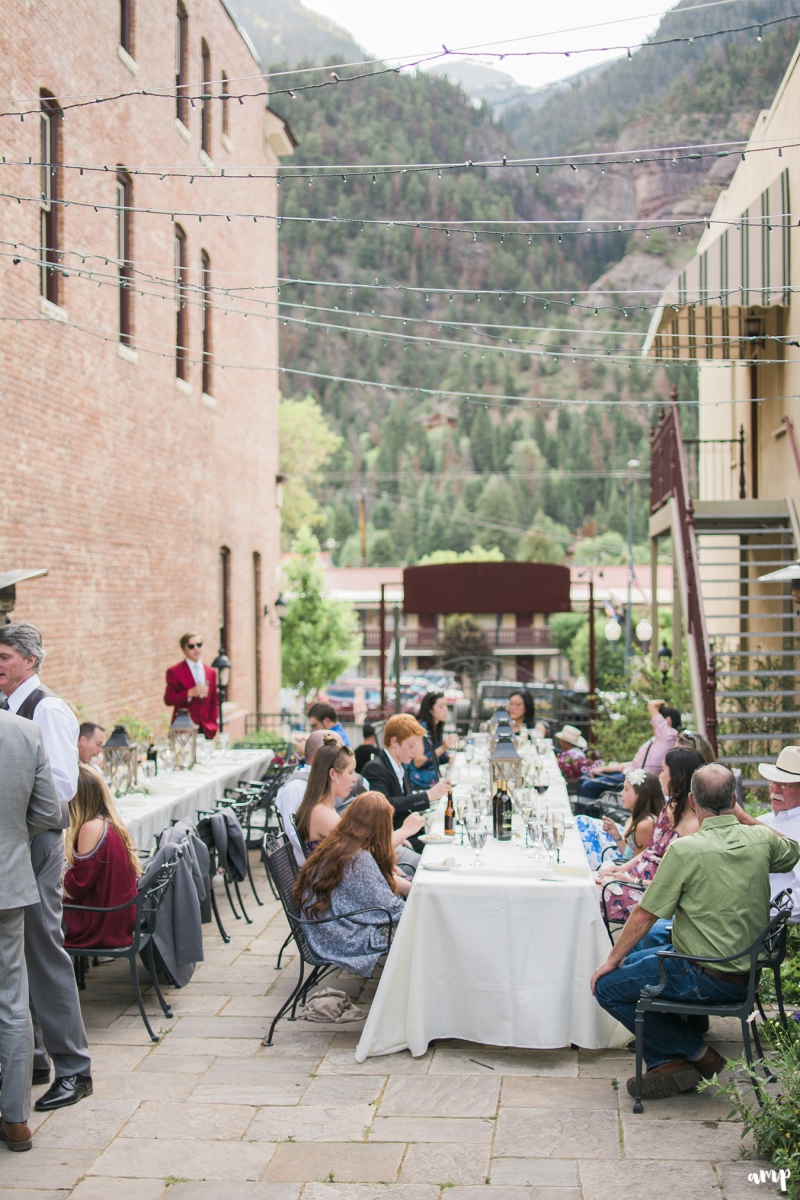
[164,632,219,739]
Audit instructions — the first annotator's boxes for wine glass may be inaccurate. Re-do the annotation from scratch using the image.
[519,788,534,824]
[527,817,548,859]
[217,732,231,759]
[159,747,176,775]
[466,815,488,866]
[540,822,555,861]
[551,814,566,864]
[533,770,550,804]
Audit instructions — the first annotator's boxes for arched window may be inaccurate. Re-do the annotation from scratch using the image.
[201,249,212,395]
[175,2,189,126]
[39,91,62,305]
[200,40,212,155]
[221,71,230,140]
[116,169,133,344]
[174,225,188,379]
[219,546,232,665]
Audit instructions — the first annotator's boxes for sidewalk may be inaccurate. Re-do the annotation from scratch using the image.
[4,861,768,1200]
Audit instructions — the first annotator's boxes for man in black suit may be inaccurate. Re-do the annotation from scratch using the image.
[363,714,449,852]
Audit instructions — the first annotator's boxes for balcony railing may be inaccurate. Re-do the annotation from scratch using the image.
[362,627,554,650]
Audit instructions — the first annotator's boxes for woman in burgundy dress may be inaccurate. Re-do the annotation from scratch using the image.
[63,766,142,949]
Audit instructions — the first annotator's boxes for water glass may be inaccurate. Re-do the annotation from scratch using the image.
[464,740,475,763]
[466,815,488,866]
[527,818,548,860]
[217,733,231,759]
[159,747,176,775]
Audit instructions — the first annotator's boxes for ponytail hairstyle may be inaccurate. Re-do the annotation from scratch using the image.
[624,768,665,837]
[295,734,354,845]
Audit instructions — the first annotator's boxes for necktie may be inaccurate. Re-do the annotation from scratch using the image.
[0,698,9,710]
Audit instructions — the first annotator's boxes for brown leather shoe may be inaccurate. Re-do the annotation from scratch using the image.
[694,1046,726,1080]
[0,1118,32,1152]
[626,1058,701,1099]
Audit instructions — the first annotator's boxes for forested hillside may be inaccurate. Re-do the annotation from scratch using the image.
[238,0,800,566]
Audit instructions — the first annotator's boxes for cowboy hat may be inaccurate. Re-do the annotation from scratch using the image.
[758,745,800,783]
[555,724,587,750]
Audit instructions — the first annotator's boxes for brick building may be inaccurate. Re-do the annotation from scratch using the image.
[0,0,293,734]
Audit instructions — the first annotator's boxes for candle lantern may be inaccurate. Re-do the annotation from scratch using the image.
[490,732,523,792]
[103,725,138,795]
[169,708,198,769]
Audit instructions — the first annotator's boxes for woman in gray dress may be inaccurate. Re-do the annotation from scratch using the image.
[294,792,408,976]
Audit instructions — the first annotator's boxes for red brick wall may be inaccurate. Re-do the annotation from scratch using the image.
[0,0,283,734]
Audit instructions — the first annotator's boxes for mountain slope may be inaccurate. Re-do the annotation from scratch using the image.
[226,0,364,70]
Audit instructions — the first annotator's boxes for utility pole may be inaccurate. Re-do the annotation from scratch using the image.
[625,458,640,679]
[358,493,367,567]
[379,583,386,718]
[588,574,596,740]
[393,603,402,716]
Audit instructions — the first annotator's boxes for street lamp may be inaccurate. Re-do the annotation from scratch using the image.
[605,618,622,643]
[658,639,673,686]
[212,645,232,733]
[264,593,288,628]
[625,458,641,677]
[636,618,653,653]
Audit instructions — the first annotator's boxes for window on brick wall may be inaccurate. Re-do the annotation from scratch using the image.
[175,1,189,126]
[253,550,262,715]
[201,39,212,156]
[219,545,232,666]
[120,0,134,55]
[221,71,230,139]
[116,170,133,344]
[174,224,188,379]
[39,91,62,305]
[201,249,212,395]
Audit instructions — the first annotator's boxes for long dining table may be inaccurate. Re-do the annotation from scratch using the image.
[116,748,274,850]
[355,747,628,1060]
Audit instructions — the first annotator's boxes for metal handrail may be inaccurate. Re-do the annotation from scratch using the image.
[650,392,718,752]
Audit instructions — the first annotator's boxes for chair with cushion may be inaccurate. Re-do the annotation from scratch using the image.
[631,897,793,1113]
[261,834,396,1047]
[63,851,182,1042]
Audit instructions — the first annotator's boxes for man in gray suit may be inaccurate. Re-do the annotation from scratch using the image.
[0,709,62,1151]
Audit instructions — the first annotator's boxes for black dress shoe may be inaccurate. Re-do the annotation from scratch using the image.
[34,1074,93,1111]
[33,1068,51,1085]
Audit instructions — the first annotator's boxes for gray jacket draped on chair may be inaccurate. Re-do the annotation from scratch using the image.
[140,825,209,987]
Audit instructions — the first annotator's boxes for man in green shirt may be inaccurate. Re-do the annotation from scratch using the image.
[591,763,800,1100]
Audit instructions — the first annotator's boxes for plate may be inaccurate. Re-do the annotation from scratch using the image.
[422,857,457,871]
[419,834,452,844]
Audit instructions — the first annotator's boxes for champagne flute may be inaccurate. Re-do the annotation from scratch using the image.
[551,814,566,865]
[540,823,556,861]
[466,815,488,866]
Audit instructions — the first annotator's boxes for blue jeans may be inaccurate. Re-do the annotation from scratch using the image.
[578,772,625,800]
[631,919,672,956]
[595,950,748,1069]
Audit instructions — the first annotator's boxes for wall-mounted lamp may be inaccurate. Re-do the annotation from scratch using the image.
[264,594,287,627]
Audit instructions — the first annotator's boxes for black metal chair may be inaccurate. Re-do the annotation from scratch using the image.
[197,807,253,926]
[63,852,182,1042]
[261,835,396,1047]
[599,878,646,938]
[631,901,792,1113]
[216,794,268,907]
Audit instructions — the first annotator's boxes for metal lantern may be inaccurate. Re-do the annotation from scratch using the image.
[103,725,138,795]
[490,732,523,792]
[489,706,510,738]
[169,708,198,769]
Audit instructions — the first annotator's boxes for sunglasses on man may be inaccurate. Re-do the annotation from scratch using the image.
[187,642,202,649]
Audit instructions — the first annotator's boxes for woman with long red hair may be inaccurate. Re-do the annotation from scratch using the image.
[294,791,409,976]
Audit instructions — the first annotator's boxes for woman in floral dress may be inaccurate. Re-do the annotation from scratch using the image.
[596,747,704,924]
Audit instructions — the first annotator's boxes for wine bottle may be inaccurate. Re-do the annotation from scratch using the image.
[146,742,158,776]
[492,779,511,840]
[444,785,455,836]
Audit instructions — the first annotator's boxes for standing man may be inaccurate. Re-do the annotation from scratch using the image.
[0,707,63,1151]
[0,623,92,1111]
[164,632,219,739]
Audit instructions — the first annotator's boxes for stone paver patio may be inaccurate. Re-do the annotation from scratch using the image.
[3,860,775,1200]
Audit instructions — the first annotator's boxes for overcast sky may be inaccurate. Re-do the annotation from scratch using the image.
[304,0,728,90]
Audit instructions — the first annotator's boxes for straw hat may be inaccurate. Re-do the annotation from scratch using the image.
[555,724,587,750]
[758,746,800,784]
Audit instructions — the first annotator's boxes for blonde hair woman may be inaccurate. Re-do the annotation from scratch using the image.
[63,766,141,949]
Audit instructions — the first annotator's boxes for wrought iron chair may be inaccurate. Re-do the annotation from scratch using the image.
[599,878,646,938]
[63,851,182,1042]
[631,900,792,1113]
[261,835,396,1047]
[197,807,253,926]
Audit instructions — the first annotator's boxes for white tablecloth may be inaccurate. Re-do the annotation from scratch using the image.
[116,750,274,849]
[355,749,628,1060]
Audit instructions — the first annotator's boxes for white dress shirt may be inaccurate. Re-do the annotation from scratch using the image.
[758,805,800,922]
[388,751,406,790]
[7,673,79,809]
[276,766,311,865]
[185,657,205,687]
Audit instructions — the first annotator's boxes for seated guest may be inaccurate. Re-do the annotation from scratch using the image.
[677,730,716,763]
[354,724,379,774]
[77,722,105,771]
[578,699,680,799]
[308,701,350,746]
[295,735,423,866]
[758,746,800,921]
[592,763,800,1100]
[508,689,536,733]
[597,747,703,925]
[555,724,587,755]
[577,769,664,870]
[277,728,332,864]
[410,692,457,789]
[363,714,449,850]
[295,792,409,975]
[63,766,141,949]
